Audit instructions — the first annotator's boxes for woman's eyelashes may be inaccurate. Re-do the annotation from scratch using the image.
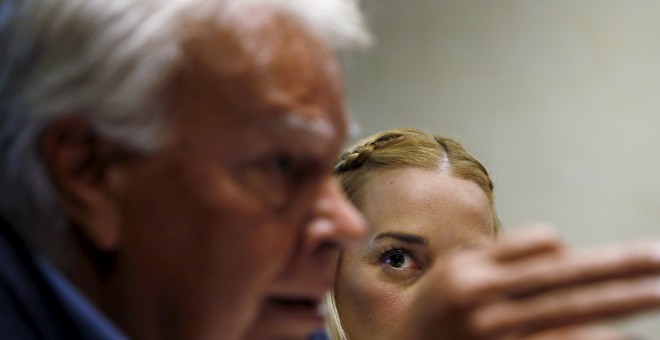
[377,248,421,271]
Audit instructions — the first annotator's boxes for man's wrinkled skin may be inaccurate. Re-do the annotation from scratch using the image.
[43,10,365,340]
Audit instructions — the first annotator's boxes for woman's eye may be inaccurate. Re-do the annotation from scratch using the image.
[379,249,419,270]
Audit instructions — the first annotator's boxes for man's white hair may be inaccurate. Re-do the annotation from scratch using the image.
[0,0,370,252]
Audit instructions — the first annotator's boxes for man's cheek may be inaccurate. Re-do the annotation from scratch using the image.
[233,166,290,210]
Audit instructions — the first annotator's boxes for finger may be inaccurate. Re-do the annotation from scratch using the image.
[480,240,660,299]
[424,227,563,306]
[471,276,660,337]
[490,224,562,262]
[515,325,640,340]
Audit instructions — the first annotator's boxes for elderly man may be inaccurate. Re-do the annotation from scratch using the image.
[0,0,369,338]
[3,0,660,340]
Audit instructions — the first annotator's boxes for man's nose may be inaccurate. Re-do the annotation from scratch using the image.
[302,178,366,254]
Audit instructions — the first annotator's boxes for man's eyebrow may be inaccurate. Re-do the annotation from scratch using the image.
[373,232,428,245]
[259,113,343,158]
[267,113,337,141]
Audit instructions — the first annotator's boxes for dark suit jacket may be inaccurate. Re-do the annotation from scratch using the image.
[0,217,84,339]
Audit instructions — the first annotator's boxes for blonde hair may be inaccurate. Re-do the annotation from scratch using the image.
[326,127,501,339]
[324,291,349,340]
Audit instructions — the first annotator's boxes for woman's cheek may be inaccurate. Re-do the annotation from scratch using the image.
[340,267,410,336]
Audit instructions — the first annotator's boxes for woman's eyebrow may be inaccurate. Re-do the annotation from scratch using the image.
[373,232,428,245]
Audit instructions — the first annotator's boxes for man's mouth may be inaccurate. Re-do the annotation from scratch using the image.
[268,295,321,311]
[268,296,324,318]
[251,295,326,336]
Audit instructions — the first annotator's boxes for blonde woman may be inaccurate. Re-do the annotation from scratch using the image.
[323,128,660,340]
[325,128,498,340]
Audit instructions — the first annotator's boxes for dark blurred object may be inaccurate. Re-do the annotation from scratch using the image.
[0,216,84,339]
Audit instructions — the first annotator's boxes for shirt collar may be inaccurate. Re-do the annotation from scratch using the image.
[35,258,128,340]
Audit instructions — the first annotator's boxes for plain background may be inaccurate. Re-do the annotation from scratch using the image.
[343,0,660,336]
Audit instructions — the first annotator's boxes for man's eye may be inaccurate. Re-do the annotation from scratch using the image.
[272,155,294,176]
[378,249,419,270]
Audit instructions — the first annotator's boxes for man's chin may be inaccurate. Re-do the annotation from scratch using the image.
[244,298,325,339]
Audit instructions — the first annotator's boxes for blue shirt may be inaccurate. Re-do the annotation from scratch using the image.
[36,258,128,340]
[309,329,329,340]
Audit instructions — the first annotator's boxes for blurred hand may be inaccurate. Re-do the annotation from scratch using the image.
[513,325,639,340]
[395,224,660,340]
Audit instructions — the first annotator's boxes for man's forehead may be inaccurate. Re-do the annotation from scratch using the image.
[171,4,353,154]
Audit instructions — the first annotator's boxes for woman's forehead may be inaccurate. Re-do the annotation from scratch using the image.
[361,167,493,237]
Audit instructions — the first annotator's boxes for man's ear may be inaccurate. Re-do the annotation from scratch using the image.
[42,117,126,252]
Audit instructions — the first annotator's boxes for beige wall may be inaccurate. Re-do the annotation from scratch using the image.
[344,0,660,335]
